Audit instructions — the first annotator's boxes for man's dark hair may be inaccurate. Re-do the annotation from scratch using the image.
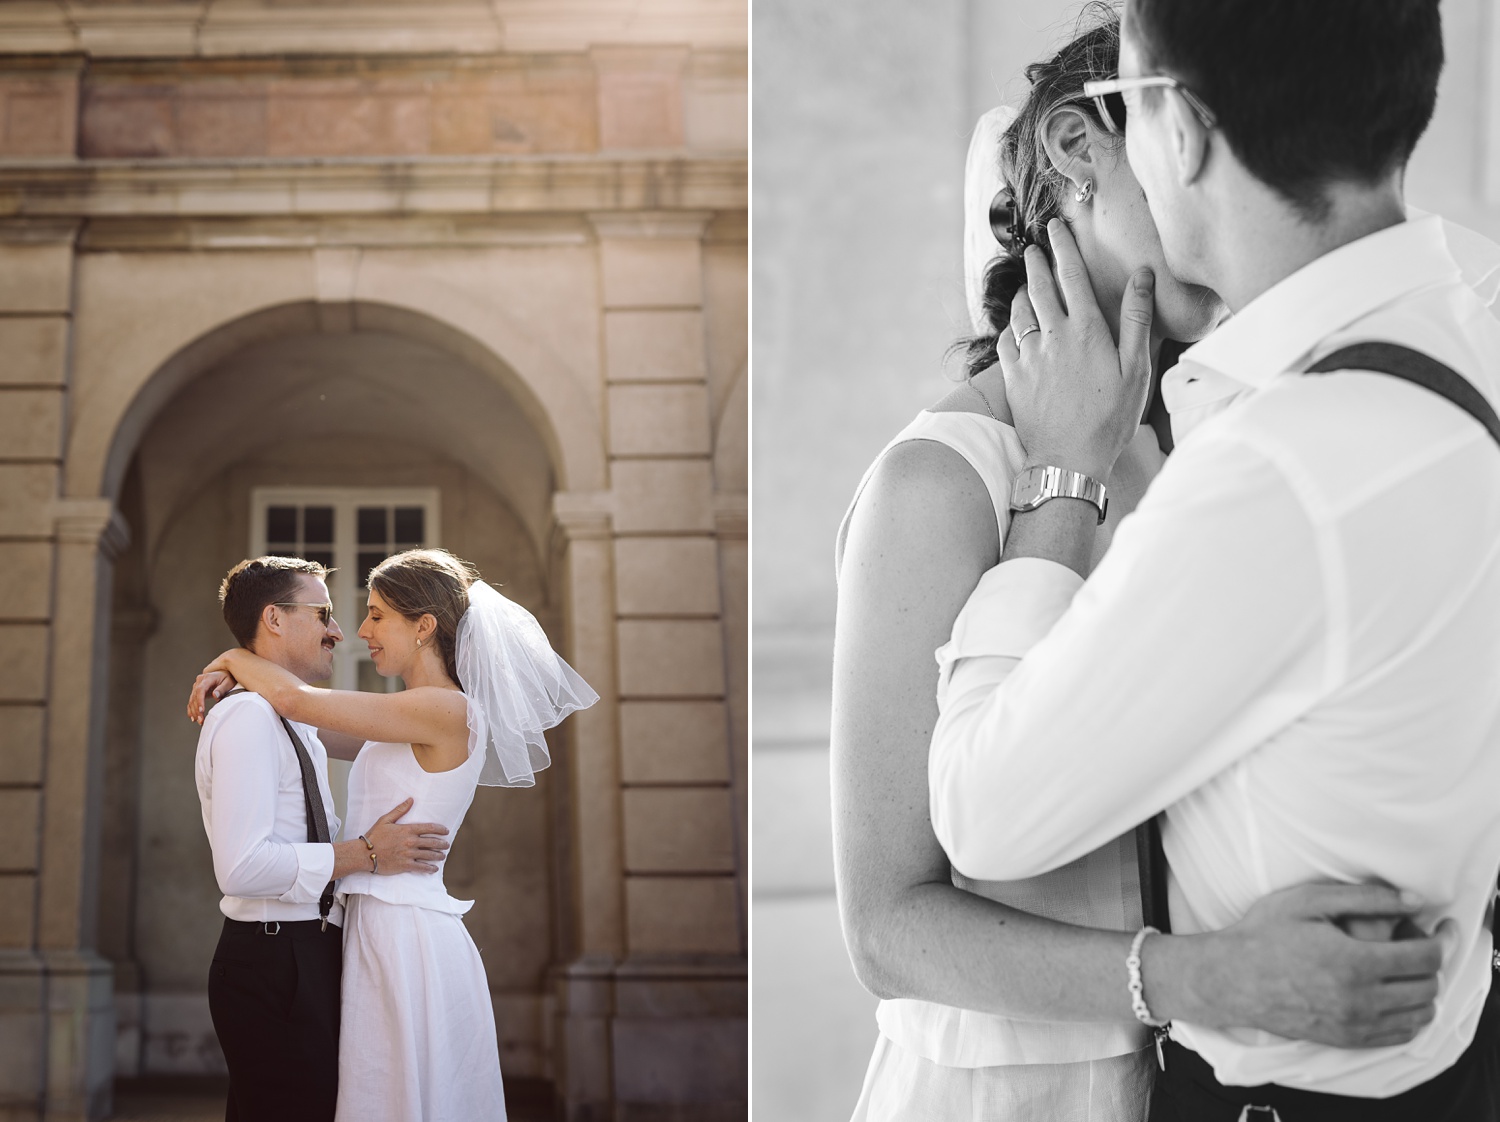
[219,556,330,648]
[1129,0,1442,220]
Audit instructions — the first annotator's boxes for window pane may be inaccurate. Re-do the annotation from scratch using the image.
[358,550,386,587]
[304,506,334,544]
[357,507,387,545]
[393,507,424,546]
[266,506,296,543]
[305,550,334,570]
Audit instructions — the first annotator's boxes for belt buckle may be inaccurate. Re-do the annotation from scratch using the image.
[261,921,281,936]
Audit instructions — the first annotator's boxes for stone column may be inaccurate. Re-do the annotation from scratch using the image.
[588,211,746,1120]
[0,219,120,1122]
[38,501,128,1122]
[550,492,622,1122]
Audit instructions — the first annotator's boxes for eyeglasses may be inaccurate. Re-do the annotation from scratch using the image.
[273,602,336,625]
[1082,75,1217,136]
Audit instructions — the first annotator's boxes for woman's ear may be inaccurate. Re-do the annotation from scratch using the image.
[1038,104,1100,196]
[417,614,438,645]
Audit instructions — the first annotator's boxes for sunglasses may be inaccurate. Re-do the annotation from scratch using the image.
[1081,75,1217,136]
[274,601,336,625]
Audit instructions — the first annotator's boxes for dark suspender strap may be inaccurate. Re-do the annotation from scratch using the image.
[1304,342,1500,448]
[1136,341,1500,935]
[1136,817,1171,934]
[278,715,338,924]
[1304,341,1500,918]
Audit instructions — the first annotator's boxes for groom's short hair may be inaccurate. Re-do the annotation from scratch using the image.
[1128,0,1442,220]
[219,556,331,649]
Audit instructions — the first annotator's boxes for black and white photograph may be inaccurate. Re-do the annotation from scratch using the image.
[754,1,1500,1120]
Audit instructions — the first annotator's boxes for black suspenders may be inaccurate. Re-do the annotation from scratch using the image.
[1138,342,1500,934]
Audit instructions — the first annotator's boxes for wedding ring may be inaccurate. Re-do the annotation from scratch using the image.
[1015,323,1041,344]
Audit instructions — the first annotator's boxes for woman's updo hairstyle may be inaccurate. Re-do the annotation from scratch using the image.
[367,548,480,689]
[960,5,1122,378]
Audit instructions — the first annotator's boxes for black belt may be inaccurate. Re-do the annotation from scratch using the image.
[222,917,339,937]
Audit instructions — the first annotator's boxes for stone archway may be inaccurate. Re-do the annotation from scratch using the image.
[63,297,618,1104]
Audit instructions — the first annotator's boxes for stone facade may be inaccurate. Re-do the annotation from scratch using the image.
[0,3,746,1120]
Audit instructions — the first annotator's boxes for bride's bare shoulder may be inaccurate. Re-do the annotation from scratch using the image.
[925,363,1012,422]
[844,437,998,567]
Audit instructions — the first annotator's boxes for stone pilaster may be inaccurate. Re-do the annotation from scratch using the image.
[587,211,745,1120]
[551,493,622,1122]
[0,499,127,1122]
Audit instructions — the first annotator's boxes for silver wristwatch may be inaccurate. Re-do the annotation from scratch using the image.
[1009,465,1108,525]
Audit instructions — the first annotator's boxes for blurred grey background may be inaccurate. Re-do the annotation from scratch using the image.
[751,1,1500,1118]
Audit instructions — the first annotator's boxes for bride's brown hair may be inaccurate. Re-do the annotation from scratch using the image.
[959,4,1122,378]
[367,548,480,689]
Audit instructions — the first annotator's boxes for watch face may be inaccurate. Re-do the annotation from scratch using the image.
[1010,466,1049,510]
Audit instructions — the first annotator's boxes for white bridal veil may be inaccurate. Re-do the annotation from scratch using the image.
[963,104,1019,335]
[456,580,600,787]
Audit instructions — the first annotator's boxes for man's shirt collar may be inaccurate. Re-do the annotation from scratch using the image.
[1177,213,1459,386]
[1161,214,1463,440]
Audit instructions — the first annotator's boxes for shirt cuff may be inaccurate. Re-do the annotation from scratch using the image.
[279,841,336,904]
[935,557,1083,701]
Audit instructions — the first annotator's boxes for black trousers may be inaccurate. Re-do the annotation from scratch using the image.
[208,917,342,1122]
[1149,972,1500,1121]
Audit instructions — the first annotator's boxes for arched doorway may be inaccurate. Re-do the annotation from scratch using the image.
[90,301,600,1098]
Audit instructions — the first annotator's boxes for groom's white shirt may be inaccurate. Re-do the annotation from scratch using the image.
[195,690,345,926]
[928,214,1500,1096]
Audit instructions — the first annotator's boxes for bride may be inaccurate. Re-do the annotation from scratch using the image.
[189,547,596,1121]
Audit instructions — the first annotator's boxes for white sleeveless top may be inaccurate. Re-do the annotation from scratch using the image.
[837,408,1160,1067]
[339,732,486,916]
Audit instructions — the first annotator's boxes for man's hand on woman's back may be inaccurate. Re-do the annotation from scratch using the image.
[1146,882,1452,1049]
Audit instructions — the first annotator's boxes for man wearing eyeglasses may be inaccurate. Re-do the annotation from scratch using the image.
[194,555,451,1121]
[928,1,1500,1118]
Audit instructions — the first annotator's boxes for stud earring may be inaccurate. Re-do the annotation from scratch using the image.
[416,638,424,648]
[1075,178,1094,204]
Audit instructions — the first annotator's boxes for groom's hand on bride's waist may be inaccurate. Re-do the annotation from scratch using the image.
[332,798,450,879]
[1146,882,1451,1049]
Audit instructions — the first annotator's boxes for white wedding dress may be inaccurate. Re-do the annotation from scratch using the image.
[334,731,506,1122]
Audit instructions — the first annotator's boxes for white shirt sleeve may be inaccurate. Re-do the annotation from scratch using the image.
[206,702,336,902]
[928,435,1332,881]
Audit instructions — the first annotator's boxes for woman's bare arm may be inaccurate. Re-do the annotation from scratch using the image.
[834,437,1139,1019]
[189,670,367,760]
[833,437,1443,1043]
[198,648,468,753]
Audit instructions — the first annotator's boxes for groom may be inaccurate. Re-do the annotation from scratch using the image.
[195,556,451,1121]
[929,1,1500,1118]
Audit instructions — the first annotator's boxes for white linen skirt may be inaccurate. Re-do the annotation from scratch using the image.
[335,893,507,1122]
[851,1033,1154,1122]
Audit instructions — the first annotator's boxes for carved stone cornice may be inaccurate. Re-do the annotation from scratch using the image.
[552,491,613,543]
[52,499,130,561]
[0,1,747,58]
[587,210,713,241]
[552,492,614,546]
[0,156,747,223]
[713,493,746,540]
